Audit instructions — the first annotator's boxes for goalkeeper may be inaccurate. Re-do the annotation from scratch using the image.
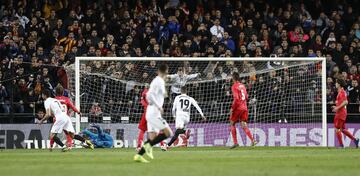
[82,124,114,148]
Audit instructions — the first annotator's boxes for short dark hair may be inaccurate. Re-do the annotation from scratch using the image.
[232,72,240,81]
[42,89,52,98]
[55,84,64,96]
[181,86,187,94]
[336,79,347,88]
[158,64,168,74]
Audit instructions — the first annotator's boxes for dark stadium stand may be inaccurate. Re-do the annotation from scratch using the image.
[0,0,359,123]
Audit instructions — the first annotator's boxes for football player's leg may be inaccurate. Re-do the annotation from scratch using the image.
[229,110,240,148]
[148,120,172,147]
[336,128,344,147]
[241,121,255,145]
[51,133,64,147]
[340,120,356,141]
[137,121,157,157]
[168,118,186,146]
[49,132,55,149]
[342,129,356,141]
[137,129,146,149]
[334,117,344,147]
[76,135,94,149]
[50,119,66,149]
[137,115,147,149]
[143,119,171,159]
[168,129,185,147]
[49,138,54,149]
[65,120,93,149]
[64,119,82,142]
[240,110,255,145]
[63,130,73,147]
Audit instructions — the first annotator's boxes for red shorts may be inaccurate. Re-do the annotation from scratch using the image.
[138,111,147,131]
[230,109,248,123]
[334,114,346,129]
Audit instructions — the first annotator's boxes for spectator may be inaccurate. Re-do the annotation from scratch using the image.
[34,109,47,124]
[89,102,103,123]
[222,31,235,53]
[347,79,360,113]
[0,82,9,113]
[58,32,77,53]
[210,18,224,39]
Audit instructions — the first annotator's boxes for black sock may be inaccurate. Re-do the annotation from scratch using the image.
[74,134,85,142]
[168,129,185,146]
[149,133,168,146]
[138,141,149,155]
[138,147,146,155]
[53,135,64,147]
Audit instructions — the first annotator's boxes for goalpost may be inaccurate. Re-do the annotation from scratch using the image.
[73,57,327,147]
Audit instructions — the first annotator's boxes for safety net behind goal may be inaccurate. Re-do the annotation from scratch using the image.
[69,58,326,147]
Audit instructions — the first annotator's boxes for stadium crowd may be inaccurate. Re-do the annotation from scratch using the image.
[0,0,359,122]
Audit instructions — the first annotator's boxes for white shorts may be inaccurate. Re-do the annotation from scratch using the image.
[146,106,170,133]
[175,116,190,129]
[51,114,75,134]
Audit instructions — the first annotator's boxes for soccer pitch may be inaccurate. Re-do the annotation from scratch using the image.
[1,147,359,176]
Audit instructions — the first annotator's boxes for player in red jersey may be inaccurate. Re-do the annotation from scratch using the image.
[229,72,256,149]
[332,79,359,148]
[54,85,94,149]
[136,84,165,151]
[136,84,149,150]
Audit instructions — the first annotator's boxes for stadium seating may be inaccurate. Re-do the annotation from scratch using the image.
[0,0,359,123]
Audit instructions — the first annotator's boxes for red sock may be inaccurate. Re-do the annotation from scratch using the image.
[243,127,254,142]
[137,130,145,148]
[230,126,238,145]
[336,130,343,145]
[50,137,54,148]
[66,134,73,147]
[342,129,356,141]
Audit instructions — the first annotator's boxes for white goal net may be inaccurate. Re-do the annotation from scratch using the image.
[72,57,327,147]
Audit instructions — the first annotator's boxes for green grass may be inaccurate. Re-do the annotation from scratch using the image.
[0,147,359,176]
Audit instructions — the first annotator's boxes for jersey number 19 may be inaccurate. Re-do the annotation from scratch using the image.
[180,99,190,112]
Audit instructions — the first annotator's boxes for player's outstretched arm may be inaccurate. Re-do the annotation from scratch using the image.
[66,98,80,114]
[167,74,177,80]
[186,73,200,80]
[191,98,206,121]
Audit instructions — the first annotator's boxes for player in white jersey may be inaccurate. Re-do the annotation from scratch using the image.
[167,67,200,100]
[134,64,173,163]
[167,86,206,147]
[38,89,74,152]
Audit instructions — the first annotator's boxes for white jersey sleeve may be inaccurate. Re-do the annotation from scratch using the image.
[190,97,204,117]
[167,74,178,80]
[172,96,179,118]
[185,73,200,81]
